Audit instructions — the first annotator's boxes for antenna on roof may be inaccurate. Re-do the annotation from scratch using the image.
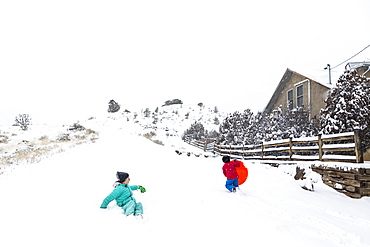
[324,64,331,84]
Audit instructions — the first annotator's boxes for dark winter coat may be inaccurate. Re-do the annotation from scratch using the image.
[222,160,240,179]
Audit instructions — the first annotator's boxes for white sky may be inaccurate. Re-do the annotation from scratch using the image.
[1,0,370,125]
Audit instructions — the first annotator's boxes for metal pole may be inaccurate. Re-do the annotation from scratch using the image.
[325,64,331,84]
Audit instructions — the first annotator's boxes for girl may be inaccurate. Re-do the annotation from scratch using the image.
[100,172,146,218]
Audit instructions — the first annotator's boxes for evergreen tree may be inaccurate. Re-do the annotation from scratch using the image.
[320,70,370,151]
[143,108,151,117]
[108,100,120,113]
[163,99,183,106]
[246,111,268,145]
[268,105,318,140]
[182,122,206,140]
[217,106,317,146]
[214,106,219,113]
[217,110,255,145]
[213,117,220,125]
[267,106,288,140]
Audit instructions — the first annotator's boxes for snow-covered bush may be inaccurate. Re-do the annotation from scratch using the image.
[217,107,318,145]
[68,123,86,131]
[57,133,71,142]
[0,135,9,143]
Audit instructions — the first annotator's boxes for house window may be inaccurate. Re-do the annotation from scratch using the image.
[297,85,304,107]
[287,89,293,110]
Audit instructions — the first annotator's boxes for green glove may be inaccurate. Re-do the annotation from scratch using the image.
[138,185,146,193]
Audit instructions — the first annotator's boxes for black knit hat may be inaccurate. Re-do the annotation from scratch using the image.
[116,171,129,183]
[222,155,231,163]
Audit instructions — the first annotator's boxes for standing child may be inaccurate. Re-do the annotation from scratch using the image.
[222,155,240,192]
[100,172,146,218]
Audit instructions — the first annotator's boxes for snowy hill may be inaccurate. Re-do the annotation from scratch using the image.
[0,102,225,175]
[1,118,370,247]
[104,102,227,154]
[123,103,226,136]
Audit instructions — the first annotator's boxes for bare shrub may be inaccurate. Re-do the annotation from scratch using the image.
[0,135,9,144]
[15,114,32,131]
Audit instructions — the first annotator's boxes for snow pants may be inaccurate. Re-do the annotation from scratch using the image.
[225,179,239,192]
[122,200,143,216]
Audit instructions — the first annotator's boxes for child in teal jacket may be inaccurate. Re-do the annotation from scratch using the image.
[100,172,146,217]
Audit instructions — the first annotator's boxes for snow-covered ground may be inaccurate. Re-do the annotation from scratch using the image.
[1,118,370,247]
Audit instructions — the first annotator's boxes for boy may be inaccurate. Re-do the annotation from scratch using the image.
[222,155,240,192]
[100,172,146,218]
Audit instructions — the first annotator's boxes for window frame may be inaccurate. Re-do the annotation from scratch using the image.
[296,84,304,107]
[287,89,294,110]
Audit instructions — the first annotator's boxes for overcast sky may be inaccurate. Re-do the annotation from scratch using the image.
[1,0,370,125]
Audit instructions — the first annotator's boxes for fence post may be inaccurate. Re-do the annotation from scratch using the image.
[289,137,293,160]
[203,140,207,152]
[261,142,264,160]
[354,129,364,163]
[318,134,323,161]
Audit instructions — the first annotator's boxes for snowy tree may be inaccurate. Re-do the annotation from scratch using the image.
[217,110,255,145]
[182,122,206,140]
[266,105,318,141]
[207,130,219,139]
[217,106,318,146]
[214,106,219,113]
[267,106,287,140]
[143,108,151,117]
[163,99,183,106]
[15,114,31,131]
[108,100,120,113]
[213,117,220,125]
[320,70,370,151]
[289,107,318,138]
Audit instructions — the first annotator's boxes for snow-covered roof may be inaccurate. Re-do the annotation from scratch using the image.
[288,67,334,89]
[345,61,370,70]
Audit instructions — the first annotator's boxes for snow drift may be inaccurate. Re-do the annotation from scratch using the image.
[1,118,370,247]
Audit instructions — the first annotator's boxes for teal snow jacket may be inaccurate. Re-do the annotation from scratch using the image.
[100,184,139,208]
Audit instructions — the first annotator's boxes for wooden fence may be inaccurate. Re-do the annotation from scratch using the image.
[186,130,364,163]
[184,138,216,153]
[185,130,370,198]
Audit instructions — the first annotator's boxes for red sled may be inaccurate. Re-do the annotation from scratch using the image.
[235,160,248,185]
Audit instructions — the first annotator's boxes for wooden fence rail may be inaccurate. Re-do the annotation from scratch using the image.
[186,130,364,163]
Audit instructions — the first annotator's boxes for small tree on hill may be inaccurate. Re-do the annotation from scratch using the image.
[163,99,183,106]
[15,114,32,131]
[143,108,151,117]
[108,100,120,113]
[214,106,219,113]
[182,122,206,140]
